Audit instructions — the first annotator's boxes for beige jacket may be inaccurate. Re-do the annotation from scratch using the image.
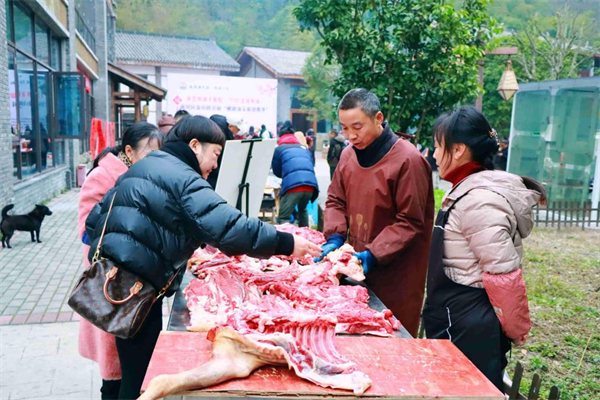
[442,170,542,288]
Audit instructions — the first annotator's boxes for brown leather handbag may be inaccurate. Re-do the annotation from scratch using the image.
[68,194,182,339]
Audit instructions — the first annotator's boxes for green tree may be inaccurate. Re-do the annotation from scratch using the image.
[512,4,598,81]
[483,3,599,136]
[294,0,499,145]
[298,44,339,121]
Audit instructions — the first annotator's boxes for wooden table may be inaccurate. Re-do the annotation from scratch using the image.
[144,273,503,399]
[142,331,503,399]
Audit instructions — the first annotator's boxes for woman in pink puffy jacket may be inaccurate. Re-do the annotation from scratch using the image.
[77,122,162,399]
[423,106,545,391]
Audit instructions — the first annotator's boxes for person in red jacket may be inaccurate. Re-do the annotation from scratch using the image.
[321,88,434,338]
[423,106,545,391]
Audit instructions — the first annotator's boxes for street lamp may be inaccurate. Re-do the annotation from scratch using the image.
[497,57,519,101]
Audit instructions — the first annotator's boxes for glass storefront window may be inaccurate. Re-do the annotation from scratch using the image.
[56,74,83,137]
[17,53,38,176]
[8,51,20,179]
[38,65,52,171]
[54,140,66,167]
[51,37,61,70]
[35,21,49,65]
[8,1,69,180]
[5,0,14,42]
[14,3,33,55]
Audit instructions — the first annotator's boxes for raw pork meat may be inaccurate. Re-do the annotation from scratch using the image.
[326,243,365,281]
[177,226,398,395]
[140,326,372,400]
[275,223,326,245]
[185,262,398,336]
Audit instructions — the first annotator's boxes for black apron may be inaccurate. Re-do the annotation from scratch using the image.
[422,193,511,392]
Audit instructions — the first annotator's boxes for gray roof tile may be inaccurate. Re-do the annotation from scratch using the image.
[116,31,239,71]
[241,47,310,78]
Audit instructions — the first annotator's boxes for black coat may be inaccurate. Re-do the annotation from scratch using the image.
[86,142,293,295]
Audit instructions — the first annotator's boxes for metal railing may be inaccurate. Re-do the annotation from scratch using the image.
[533,201,600,230]
[75,8,96,53]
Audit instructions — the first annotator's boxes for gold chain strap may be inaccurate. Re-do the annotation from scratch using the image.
[92,193,117,263]
[157,267,184,299]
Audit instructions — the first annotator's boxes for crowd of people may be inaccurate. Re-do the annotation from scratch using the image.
[76,88,543,399]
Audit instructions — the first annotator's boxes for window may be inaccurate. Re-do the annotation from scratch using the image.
[16,53,37,177]
[8,51,20,178]
[6,0,69,180]
[55,73,84,137]
[5,0,13,43]
[35,20,49,65]
[290,84,309,109]
[50,37,61,69]
[13,3,33,55]
[37,65,52,171]
[75,0,97,52]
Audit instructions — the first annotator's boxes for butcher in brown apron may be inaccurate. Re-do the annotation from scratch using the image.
[322,89,434,337]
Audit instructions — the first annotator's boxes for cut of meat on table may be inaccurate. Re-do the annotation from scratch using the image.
[275,223,326,245]
[325,244,365,281]
[261,283,400,336]
[139,326,372,400]
[184,267,261,332]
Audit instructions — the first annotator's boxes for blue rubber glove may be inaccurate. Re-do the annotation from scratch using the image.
[314,234,345,262]
[353,250,377,275]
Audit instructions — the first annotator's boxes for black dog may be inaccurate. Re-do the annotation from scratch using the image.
[1,204,53,248]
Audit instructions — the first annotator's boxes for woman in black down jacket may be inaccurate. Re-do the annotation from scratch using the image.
[85,116,321,399]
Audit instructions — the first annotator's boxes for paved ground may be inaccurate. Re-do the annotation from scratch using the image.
[0,189,84,325]
[0,188,172,400]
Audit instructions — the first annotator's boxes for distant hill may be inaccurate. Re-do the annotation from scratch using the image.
[115,0,318,57]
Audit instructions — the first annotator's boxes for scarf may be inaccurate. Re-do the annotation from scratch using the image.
[444,161,485,187]
[117,151,132,168]
[161,141,203,176]
[353,122,398,168]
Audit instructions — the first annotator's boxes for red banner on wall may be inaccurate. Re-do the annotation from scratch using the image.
[105,121,115,148]
[90,118,105,159]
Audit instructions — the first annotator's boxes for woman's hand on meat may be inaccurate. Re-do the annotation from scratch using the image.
[292,235,322,259]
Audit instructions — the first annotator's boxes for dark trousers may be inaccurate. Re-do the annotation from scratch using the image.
[101,379,121,400]
[329,165,337,180]
[115,300,163,400]
[277,191,312,227]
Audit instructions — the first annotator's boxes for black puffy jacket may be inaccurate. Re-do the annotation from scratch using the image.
[85,142,293,295]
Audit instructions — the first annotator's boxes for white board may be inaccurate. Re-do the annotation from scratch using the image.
[215,139,277,218]
[166,73,278,135]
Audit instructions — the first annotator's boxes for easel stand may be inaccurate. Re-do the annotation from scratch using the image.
[236,139,262,216]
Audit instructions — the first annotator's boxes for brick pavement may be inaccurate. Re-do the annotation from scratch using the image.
[0,189,84,325]
[0,188,172,400]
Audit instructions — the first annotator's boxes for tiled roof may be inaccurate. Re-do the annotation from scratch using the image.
[115,31,239,71]
[239,46,311,78]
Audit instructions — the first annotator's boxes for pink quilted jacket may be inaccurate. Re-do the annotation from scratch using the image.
[441,170,542,341]
[77,153,128,380]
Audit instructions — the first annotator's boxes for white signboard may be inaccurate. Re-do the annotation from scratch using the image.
[215,139,277,218]
[166,73,278,134]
